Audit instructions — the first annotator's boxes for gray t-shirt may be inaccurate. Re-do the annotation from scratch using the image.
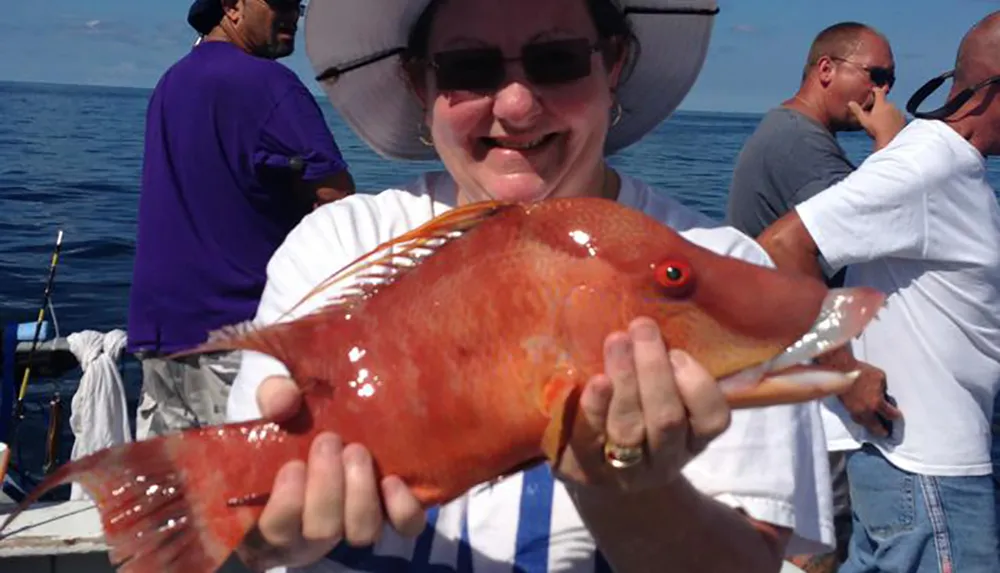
[726,107,855,286]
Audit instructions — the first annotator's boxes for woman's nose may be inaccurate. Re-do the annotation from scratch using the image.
[491,76,542,128]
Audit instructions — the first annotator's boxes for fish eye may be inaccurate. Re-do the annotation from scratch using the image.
[654,259,694,296]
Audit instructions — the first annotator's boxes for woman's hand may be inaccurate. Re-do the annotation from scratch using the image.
[554,317,733,492]
[236,376,426,571]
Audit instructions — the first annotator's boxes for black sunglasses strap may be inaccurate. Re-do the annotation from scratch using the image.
[314,4,721,83]
[316,47,406,83]
[906,70,1000,120]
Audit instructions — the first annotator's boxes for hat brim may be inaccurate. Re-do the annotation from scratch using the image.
[305,0,717,161]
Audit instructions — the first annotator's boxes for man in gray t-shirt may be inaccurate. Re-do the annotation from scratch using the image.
[727,107,854,242]
[726,22,904,289]
[726,21,905,573]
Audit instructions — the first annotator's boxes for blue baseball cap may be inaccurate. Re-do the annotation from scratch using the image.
[188,0,224,36]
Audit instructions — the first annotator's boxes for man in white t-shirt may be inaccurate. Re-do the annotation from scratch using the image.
[759,11,1000,572]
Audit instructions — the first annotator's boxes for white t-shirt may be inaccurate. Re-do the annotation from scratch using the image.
[797,118,1000,477]
[227,172,835,572]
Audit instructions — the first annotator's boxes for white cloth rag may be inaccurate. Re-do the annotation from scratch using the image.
[67,329,131,501]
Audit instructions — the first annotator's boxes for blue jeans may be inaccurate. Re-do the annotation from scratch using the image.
[841,444,1000,573]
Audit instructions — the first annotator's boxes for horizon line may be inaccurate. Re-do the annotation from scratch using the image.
[0,78,767,117]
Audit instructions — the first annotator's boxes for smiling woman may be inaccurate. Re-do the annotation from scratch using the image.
[216,0,841,572]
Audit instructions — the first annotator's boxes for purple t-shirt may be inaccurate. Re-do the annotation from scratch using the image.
[127,41,349,354]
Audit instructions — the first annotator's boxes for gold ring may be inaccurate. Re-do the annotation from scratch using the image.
[603,442,645,469]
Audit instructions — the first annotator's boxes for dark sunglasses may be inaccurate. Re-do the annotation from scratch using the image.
[831,56,895,89]
[429,38,602,92]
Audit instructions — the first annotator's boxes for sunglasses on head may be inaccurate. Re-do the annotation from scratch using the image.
[831,56,895,89]
[428,38,603,92]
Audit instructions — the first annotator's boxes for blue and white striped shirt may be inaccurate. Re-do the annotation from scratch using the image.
[323,465,612,573]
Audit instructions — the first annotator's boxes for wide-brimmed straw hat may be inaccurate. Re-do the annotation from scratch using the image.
[304,0,719,160]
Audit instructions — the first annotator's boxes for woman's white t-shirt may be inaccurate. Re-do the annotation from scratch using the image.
[227,171,835,572]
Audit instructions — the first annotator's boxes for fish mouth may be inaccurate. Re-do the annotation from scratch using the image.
[719,287,886,408]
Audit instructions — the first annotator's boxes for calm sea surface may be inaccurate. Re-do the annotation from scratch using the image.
[1,80,998,479]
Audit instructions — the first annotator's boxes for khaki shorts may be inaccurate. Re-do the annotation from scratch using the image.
[134,350,241,441]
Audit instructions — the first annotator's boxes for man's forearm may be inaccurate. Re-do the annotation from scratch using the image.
[756,215,824,280]
[569,476,786,573]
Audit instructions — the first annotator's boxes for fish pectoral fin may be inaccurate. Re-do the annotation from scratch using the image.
[724,366,859,409]
[557,285,618,367]
[540,374,583,467]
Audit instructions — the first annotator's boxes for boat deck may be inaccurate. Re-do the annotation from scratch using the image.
[0,501,253,572]
[0,501,112,573]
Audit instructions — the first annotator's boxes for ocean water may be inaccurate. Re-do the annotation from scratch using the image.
[1,80,998,483]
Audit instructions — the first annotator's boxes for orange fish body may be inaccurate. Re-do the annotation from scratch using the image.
[0,198,884,573]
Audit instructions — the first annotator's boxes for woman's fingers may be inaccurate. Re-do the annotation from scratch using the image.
[579,373,614,432]
[342,444,384,546]
[670,349,731,454]
[628,318,685,451]
[247,376,429,569]
[256,376,302,421]
[381,476,428,538]
[301,433,346,544]
[257,460,308,549]
[602,332,646,450]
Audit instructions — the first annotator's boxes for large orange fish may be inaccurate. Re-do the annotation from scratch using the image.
[0,197,883,573]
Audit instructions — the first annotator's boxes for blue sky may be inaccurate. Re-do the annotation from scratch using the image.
[1,0,995,113]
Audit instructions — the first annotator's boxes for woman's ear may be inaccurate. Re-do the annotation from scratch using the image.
[604,37,627,90]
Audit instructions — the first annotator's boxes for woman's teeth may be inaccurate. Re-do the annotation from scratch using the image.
[485,135,551,150]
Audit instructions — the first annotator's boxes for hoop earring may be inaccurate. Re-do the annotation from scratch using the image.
[418,121,434,147]
[610,101,623,127]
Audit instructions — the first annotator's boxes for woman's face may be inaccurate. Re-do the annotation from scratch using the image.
[418,0,624,203]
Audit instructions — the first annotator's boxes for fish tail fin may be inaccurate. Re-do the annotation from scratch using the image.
[0,425,272,573]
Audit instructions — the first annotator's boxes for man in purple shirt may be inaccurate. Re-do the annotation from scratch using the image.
[127,0,355,440]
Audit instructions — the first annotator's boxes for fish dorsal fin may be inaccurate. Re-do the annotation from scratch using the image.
[168,200,512,361]
[279,199,511,322]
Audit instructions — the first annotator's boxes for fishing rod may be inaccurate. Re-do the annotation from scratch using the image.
[10,230,64,449]
[5,230,65,486]
[14,229,65,418]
